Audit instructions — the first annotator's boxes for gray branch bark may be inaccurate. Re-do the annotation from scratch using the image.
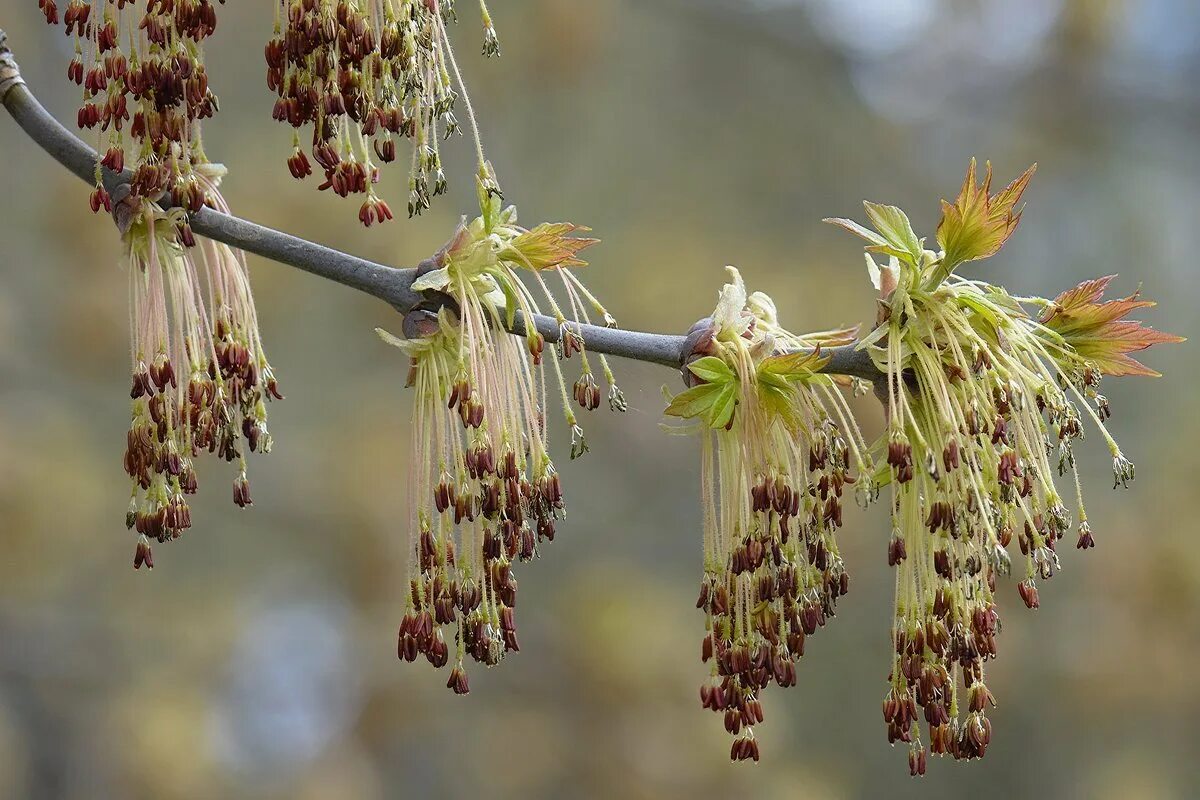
[0,27,880,380]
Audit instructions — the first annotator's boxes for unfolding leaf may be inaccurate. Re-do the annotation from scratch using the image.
[1040,277,1184,377]
[482,266,521,328]
[824,217,888,248]
[664,382,725,420]
[713,266,749,334]
[1039,277,1154,333]
[1041,275,1115,319]
[934,159,1036,281]
[758,381,803,431]
[758,348,830,380]
[411,267,451,293]
[865,253,883,291]
[375,326,432,357]
[507,222,599,271]
[802,324,861,349]
[476,161,504,232]
[375,327,409,349]
[747,291,778,325]
[687,356,736,384]
[864,202,923,264]
[757,370,793,392]
[706,383,738,429]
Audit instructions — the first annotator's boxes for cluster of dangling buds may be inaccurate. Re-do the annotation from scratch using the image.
[664,267,873,762]
[120,165,281,571]
[378,174,624,691]
[45,0,225,229]
[265,0,500,223]
[827,159,1181,774]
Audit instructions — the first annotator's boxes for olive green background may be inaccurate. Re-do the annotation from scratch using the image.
[0,1,1197,797]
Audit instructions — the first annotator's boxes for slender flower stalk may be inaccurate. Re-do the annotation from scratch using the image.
[122,164,281,570]
[378,172,623,692]
[827,159,1182,774]
[664,267,872,762]
[265,0,500,223]
[44,0,224,226]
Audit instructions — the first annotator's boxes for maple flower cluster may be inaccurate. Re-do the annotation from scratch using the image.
[664,268,873,762]
[121,165,281,570]
[378,169,623,694]
[42,0,224,225]
[265,0,500,223]
[827,160,1182,775]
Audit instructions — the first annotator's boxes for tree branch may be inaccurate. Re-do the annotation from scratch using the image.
[0,27,881,380]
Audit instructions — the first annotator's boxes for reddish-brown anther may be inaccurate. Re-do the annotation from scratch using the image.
[964,713,992,753]
[943,439,960,472]
[133,539,154,570]
[426,630,449,668]
[89,186,112,214]
[991,415,1009,445]
[100,146,124,172]
[66,56,84,85]
[447,666,470,695]
[967,683,996,713]
[232,475,252,508]
[97,19,118,51]
[398,632,419,663]
[1076,522,1095,549]
[908,746,927,777]
[772,656,796,688]
[1017,579,1040,610]
[76,102,98,129]
[412,610,434,647]
[730,735,760,763]
[997,449,1019,486]
[374,137,396,163]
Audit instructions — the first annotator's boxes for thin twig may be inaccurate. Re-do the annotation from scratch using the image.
[0,27,881,380]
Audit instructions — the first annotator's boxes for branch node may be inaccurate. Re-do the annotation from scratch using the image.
[0,29,27,101]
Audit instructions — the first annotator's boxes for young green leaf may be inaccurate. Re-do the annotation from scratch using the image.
[706,383,738,429]
[933,159,1036,283]
[687,356,736,384]
[411,267,451,293]
[824,217,890,248]
[664,382,725,421]
[759,349,830,380]
[863,202,923,265]
[758,381,802,431]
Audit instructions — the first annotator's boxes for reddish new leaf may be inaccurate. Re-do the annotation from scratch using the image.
[935,159,1036,278]
[1041,277,1184,377]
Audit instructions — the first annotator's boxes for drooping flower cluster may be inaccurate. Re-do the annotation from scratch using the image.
[379,171,623,693]
[828,160,1181,775]
[664,268,873,762]
[122,165,281,570]
[43,0,224,223]
[265,0,500,223]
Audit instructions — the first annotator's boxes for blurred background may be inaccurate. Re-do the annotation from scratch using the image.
[1,0,1198,797]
